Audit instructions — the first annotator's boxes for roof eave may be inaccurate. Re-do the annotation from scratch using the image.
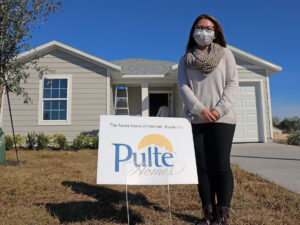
[227,44,282,76]
[16,40,122,71]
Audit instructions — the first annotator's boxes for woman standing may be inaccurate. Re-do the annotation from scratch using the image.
[177,14,239,225]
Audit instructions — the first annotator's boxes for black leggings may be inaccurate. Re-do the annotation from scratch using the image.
[191,122,236,208]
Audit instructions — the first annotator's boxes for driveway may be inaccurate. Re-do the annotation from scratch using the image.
[230,142,300,194]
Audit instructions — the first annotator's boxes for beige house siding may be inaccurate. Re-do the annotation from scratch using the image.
[128,86,142,116]
[1,49,108,141]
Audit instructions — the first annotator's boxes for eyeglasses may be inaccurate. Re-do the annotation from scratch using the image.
[194,25,214,32]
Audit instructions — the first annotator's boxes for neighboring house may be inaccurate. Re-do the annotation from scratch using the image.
[273,126,288,140]
[273,126,283,135]
[0,40,282,143]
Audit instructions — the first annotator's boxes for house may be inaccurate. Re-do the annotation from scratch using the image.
[273,126,283,135]
[0,40,282,143]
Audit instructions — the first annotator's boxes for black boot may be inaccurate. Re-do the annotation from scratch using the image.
[212,202,217,219]
[195,205,213,225]
[211,205,229,225]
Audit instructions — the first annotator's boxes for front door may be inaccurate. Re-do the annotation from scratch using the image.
[149,93,169,116]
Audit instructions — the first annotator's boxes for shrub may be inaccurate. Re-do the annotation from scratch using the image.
[72,133,99,150]
[36,133,50,150]
[72,133,86,150]
[52,133,68,150]
[92,134,99,149]
[5,135,14,150]
[15,134,25,148]
[85,134,94,148]
[287,132,300,146]
[26,132,36,150]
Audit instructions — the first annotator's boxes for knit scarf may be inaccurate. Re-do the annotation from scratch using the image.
[184,42,225,77]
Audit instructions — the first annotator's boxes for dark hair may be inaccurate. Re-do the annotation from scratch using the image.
[186,14,226,52]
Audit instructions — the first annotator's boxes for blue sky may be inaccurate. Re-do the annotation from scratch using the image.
[29,0,300,121]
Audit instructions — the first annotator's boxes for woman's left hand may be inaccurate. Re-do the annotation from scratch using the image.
[211,109,220,120]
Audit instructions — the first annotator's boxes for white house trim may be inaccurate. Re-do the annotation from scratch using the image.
[106,69,111,115]
[227,44,282,75]
[239,78,267,143]
[16,40,122,71]
[141,82,149,116]
[265,69,274,139]
[112,78,178,85]
[38,74,72,126]
[0,89,6,127]
[237,65,265,70]
[171,64,178,70]
[122,74,168,78]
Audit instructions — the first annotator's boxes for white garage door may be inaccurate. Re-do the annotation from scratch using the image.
[233,83,260,142]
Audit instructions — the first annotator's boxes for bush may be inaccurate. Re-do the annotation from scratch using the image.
[287,132,300,146]
[72,133,86,150]
[52,133,68,150]
[5,135,14,150]
[26,132,36,150]
[72,133,98,150]
[15,134,25,148]
[36,133,50,150]
[85,134,94,148]
[84,134,99,149]
[92,134,99,149]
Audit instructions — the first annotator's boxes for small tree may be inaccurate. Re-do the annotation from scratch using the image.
[272,116,280,127]
[0,0,61,160]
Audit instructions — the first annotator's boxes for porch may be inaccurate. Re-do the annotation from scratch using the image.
[111,83,182,117]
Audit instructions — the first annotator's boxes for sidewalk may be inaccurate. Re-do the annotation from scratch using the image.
[230,142,300,194]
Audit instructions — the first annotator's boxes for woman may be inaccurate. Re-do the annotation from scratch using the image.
[177,14,239,225]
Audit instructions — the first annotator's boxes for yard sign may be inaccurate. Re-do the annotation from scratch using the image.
[97,115,198,185]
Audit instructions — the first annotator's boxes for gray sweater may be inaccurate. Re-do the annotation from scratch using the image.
[177,47,239,124]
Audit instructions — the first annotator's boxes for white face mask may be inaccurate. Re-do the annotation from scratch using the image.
[193,29,215,46]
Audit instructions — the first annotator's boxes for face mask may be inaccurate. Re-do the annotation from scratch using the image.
[193,29,215,46]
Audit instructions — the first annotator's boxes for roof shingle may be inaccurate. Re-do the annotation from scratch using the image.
[110,58,177,75]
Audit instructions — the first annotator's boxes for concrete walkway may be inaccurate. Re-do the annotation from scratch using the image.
[230,142,300,194]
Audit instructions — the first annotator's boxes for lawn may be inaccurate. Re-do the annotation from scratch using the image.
[1,150,300,225]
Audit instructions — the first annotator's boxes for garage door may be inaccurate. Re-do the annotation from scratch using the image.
[233,83,260,142]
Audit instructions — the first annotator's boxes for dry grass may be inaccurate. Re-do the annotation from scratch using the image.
[1,150,300,225]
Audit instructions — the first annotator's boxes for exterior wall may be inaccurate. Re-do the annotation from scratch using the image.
[148,86,173,92]
[235,58,254,65]
[1,49,108,141]
[128,86,142,115]
[173,83,183,118]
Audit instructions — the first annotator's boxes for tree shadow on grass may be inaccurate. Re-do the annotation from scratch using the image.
[0,160,26,166]
[36,181,165,224]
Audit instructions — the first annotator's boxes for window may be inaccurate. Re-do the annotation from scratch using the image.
[38,74,72,125]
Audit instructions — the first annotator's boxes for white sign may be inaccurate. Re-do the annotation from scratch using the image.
[97,115,198,185]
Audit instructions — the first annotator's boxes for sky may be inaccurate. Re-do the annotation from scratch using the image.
[29,0,300,121]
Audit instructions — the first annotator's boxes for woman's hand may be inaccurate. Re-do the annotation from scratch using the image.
[211,108,220,120]
[198,108,220,122]
[199,108,218,122]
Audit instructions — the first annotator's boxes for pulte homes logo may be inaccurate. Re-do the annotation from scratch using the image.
[112,134,179,177]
